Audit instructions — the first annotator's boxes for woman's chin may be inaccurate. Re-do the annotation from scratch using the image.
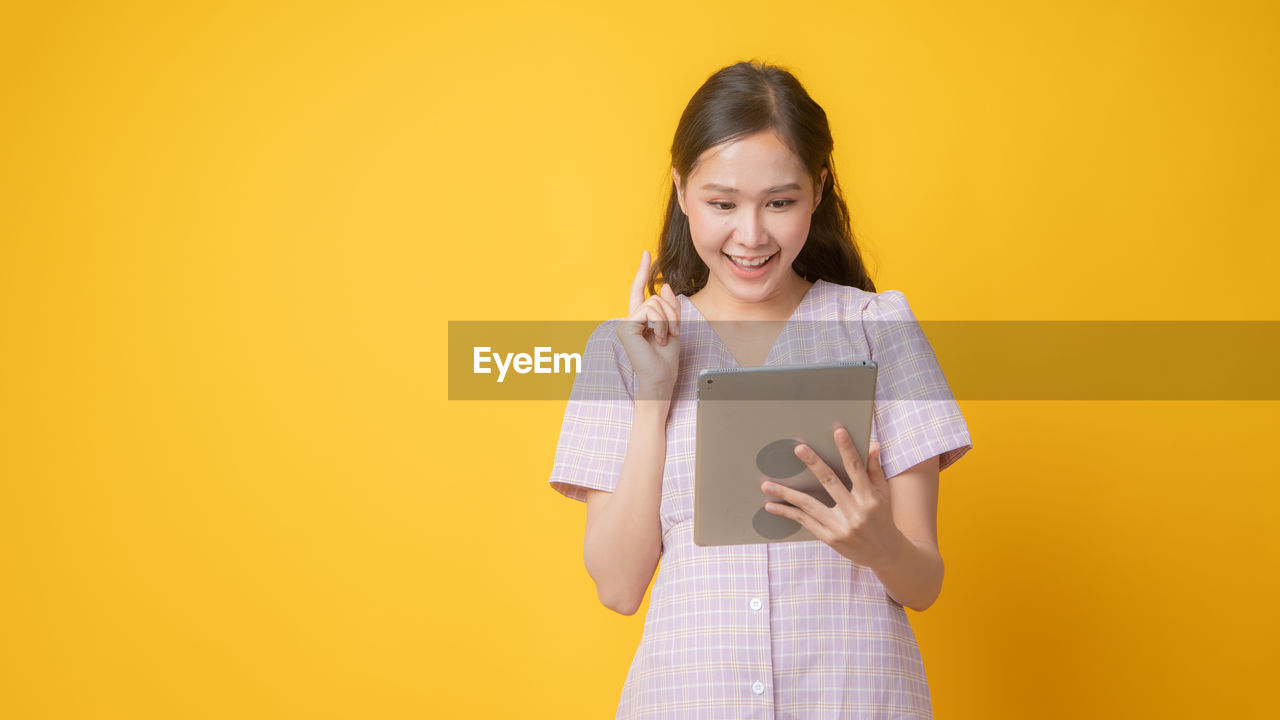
[715,273,795,304]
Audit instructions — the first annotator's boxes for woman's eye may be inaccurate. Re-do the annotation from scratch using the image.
[706,200,795,211]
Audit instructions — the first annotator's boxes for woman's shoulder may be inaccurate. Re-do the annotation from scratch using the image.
[817,281,913,321]
[580,318,635,376]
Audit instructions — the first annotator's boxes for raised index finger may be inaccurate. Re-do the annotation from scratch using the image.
[629,250,651,315]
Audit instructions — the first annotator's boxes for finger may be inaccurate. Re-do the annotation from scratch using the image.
[653,284,679,337]
[794,443,856,512]
[867,441,887,490]
[622,294,661,341]
[833,425,873,498]
[618,306,649,339]
[629,250,650,316]
[651,289,679,339]
[642,302,668,345]
[660,283,681,336]
[762,497,830,542]
[761,478,833,525]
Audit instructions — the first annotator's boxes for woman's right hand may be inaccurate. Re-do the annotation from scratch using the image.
[617,250,681,401]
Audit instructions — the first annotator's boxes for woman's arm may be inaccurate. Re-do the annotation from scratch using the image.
[868,455,945,612]
[582,399,669,615]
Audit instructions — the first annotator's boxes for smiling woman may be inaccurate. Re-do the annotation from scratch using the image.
[548,59,972,720]
[651,62,876,314]
[671,132,825,308]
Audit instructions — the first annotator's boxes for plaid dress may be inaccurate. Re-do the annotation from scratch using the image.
[550,280,972,719]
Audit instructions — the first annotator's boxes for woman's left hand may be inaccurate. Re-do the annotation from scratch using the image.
[761,425,903,567]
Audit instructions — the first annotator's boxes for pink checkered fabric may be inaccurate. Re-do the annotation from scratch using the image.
[550,280,972,719]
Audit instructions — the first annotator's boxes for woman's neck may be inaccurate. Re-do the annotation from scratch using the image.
[690,271,814,322]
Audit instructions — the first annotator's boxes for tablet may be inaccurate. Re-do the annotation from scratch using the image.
[693,361,878,547]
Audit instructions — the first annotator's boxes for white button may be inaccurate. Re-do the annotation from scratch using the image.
[749,598,763,611]
[752,681,765,695]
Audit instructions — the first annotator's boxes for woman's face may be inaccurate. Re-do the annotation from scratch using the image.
[673,129,827,305]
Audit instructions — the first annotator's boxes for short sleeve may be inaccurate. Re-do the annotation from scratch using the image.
[548,321,636,502]
[863,290,972,479]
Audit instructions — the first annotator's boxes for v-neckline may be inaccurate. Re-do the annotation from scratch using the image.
[682,279,824,368]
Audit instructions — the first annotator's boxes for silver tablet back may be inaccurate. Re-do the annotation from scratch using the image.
[694,362,877,546]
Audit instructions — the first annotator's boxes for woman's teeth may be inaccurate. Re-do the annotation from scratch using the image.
[729,253,773,268]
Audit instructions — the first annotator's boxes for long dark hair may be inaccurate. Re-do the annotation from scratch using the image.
[649,60,876,297]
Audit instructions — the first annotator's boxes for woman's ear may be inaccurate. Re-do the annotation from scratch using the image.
[671,168,687,215]
[814,167,828,209]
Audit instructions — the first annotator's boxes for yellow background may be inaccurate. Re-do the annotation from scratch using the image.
[3,1,1278,717]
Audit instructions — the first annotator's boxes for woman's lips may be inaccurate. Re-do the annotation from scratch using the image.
[724,251,777,278]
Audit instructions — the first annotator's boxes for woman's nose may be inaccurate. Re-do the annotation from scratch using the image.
[734,210,767,246]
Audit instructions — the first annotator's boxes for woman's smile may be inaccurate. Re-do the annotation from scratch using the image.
[724,250,778,278]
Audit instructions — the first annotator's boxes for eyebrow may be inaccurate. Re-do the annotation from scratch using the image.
[700,182,803,194]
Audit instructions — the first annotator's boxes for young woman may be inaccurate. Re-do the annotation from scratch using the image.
[549,60,972,719]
